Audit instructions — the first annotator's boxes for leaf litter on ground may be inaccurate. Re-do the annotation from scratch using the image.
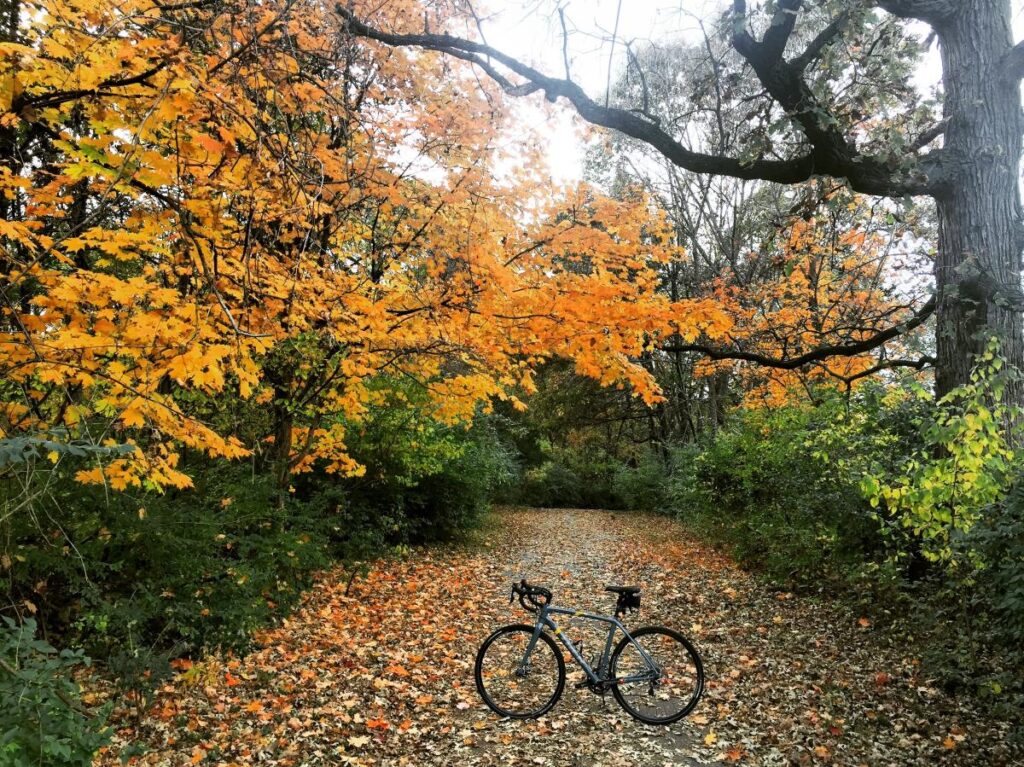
[90,508,1020,766]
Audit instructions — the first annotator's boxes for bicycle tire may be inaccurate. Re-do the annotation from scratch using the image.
[474,623,566,719]
[610,624,704,725]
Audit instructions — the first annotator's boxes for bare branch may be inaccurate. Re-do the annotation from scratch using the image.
[337,6,817,185]
[604,0,623,108]
[558,5,571,81]
[910,118,948,151]
[18,62,168,111]
[660,295,937,370]
[624,42,659,125]
[790,9,853,73]
[828,355,935,387]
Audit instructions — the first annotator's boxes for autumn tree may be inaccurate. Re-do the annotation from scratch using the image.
[0,0,693,492]
[339,0,1024,404]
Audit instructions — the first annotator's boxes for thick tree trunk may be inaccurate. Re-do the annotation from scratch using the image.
[934,0,1024,399]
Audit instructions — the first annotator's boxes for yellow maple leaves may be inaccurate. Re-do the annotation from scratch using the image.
[0,0,699,489]
[5,0,913,493]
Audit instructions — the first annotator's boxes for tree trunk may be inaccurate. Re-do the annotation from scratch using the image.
[273,401,293,507]
[934,0,1024,400]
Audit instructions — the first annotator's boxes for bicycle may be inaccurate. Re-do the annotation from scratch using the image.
[474,579,704,725]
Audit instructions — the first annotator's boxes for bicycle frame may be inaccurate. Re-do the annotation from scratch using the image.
[520,604,660,686]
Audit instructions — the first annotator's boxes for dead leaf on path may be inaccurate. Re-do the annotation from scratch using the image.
[88,508,1021,767]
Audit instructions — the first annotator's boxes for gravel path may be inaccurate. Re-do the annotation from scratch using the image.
[96,508,1021,766]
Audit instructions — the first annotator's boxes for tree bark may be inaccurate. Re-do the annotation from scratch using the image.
[272,400,293,506]
[933,0,1024,398]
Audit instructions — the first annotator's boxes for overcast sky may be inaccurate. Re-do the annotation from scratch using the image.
[466,0,1024,183]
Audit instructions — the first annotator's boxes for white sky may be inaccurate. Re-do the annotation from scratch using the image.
[467,0,1024,183]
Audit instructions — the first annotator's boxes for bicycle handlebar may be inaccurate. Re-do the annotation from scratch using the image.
[510,579,552,612]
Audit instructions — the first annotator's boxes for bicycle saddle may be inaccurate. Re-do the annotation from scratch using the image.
[604,585,641,595]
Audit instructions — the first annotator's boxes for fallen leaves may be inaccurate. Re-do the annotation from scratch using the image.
[90,509,1021,767]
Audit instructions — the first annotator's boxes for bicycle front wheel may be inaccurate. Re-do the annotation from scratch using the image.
[474,624,565,719]
[610,625,704,725]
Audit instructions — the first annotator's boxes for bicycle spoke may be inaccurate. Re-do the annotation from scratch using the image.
[612,627,703,724]
[476,627,564,718]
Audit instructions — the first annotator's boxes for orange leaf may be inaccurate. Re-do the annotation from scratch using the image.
[725,746,745,762]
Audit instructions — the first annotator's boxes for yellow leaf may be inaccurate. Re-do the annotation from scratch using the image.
[121,405,145,429]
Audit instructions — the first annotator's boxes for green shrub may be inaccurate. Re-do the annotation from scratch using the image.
[329,392,517,545]
[612,450,669,511]
[960,480,1024,713]
[517,460,584,507]
[510,442,638,508]
[864,341,1020,567]
[403,422,517,541]
[669,386,926,587]
[0,618,110,766]
[2,377,518,672]
[3,461,334,667]
[972,482,1024,651]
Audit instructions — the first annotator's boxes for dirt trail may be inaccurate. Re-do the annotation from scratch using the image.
[97,509,1019,766]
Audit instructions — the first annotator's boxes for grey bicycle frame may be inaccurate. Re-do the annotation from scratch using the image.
[521,604,660,685]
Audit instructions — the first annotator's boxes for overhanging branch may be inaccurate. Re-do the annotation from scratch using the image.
[826,355,936,387]
[337,6,818,186]
[728,2,945,196]
[661,294,936,370]
[338,6,948,197]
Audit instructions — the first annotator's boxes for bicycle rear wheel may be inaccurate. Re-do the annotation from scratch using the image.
[474,624,565,719]
[610,625,704,725]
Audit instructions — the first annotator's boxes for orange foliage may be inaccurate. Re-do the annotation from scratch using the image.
[0,0,692,488]
[691,194,925,406]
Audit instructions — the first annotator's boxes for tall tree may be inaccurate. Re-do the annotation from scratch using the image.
[339,0,1024,401]
[0,0,691,489]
